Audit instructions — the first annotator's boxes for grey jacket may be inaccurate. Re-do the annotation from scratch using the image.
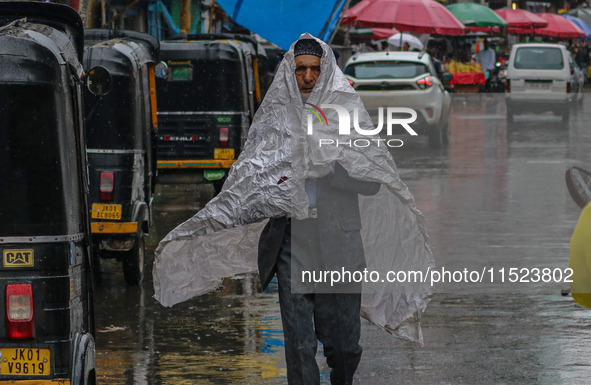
[258,162,380,290]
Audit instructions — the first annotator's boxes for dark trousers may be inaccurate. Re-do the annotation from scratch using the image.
[276,220,362,385]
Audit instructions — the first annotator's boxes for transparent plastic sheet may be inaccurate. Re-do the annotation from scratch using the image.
[153,33,434,344]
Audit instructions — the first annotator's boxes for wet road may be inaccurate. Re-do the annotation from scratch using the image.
[93,93,591,384]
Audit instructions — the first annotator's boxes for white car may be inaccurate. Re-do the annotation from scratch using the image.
[505,43,581,123]
[344,51,452,148]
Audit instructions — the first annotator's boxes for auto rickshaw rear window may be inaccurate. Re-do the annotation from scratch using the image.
[85,75,134,149]
[157,58,244,112]
[0,85,66,236]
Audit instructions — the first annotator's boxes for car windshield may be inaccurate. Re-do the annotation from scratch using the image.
[514,47,564,70]
[345,60,429,79]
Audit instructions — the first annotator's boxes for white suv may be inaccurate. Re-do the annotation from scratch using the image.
[505,43,581,123]
[344,51,452,148]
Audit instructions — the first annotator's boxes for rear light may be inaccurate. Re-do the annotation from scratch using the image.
[99,172,114,201]
[506,79,511,93]
[416,76,433,89]
[567,83,572,93]
[219,127,229,147]
[6,284,34,339]
[426,108,434,118]
[348,79,354,86]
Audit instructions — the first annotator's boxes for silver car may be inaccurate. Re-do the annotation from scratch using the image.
[344,51,452,148]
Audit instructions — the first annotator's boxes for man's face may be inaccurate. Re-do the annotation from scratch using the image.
[295,54,321,94]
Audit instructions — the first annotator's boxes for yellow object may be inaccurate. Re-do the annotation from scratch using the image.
[91,222,138,234]
[157,159,236,169]
[569,203,591,308]
[447,60,482,74]
[0,380,69,384]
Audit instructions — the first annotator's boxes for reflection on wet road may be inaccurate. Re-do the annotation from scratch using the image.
[94,94,591,384]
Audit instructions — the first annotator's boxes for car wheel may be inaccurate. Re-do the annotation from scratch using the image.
[561,109,570,123]
[506,107,514,125]
[212,178,226,196]
[428,126,442,149]
[123,232,144,285]
[441,120,450,147]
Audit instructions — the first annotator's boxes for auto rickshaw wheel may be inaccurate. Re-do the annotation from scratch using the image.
[72,333,97,385]
[123,232,144,285]
[213,178,226,196]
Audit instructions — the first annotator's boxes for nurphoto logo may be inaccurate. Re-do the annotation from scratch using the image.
[306,105,418,148]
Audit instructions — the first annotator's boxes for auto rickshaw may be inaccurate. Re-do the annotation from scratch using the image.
[83,30,160,285]
[155,33,267,194]
[0,2,96,384]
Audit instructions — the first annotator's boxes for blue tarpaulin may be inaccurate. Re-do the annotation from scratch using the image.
[215,0,348,50]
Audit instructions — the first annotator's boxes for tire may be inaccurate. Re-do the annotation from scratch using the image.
[506,106,514,125]
[122,232,144,285]
[72,333,97,385]
[428,126,442,149]
[561,109,570,123]
[441,120,450,147]
[212,178,226,196]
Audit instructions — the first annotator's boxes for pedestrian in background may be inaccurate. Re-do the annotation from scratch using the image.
[576,39,589,84]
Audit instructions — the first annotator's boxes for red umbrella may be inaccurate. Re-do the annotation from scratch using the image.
[535,13,585,38]
[342,0,465,36]
[494,8,548,34]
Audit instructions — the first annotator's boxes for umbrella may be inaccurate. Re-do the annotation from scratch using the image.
[387,33,424,50]
[561,14,591,37]
[342,0,465,36]
[446,3,508,29]
[349,27,399,40]
[564,8,591,28]
[535,13,585,39]
[495,8,548,34]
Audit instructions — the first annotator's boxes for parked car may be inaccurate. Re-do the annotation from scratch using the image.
[155,33,267,193]
[83,29,161,285]
[0,2,96,384]
[344,51,453,149]
[506,43,579,123]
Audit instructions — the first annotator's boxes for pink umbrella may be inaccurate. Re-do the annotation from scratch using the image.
[534,13,585,38]
[342,0,465,36]
[495,8,548,35]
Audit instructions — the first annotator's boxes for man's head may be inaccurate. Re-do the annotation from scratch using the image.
[294,39,323,95]
[484,39,490,50]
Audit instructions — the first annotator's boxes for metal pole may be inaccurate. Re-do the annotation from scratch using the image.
[181,0,191,34]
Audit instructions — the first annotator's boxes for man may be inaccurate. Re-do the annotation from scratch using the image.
[153,33,433,385]
[575,40,589,84]
[476,40,496,91]
[258,39,380,385]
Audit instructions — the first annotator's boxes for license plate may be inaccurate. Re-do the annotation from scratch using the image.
[204,170,225,181]
[527,82,550,89]
[91,204,122,220]
[0,348,50,376]
[214,148,235,160]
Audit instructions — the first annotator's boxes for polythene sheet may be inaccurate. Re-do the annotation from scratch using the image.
[153,33,435,343]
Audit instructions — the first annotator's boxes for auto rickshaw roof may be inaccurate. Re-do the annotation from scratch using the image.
[0,1,83,62]
[159,39,249,62]
[84,29,159,60]
[166,33,267,59]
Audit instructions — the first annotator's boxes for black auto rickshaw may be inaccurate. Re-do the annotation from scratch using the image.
[0,2,96,384]
[83,29,161,285]
[155,33,267,194]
